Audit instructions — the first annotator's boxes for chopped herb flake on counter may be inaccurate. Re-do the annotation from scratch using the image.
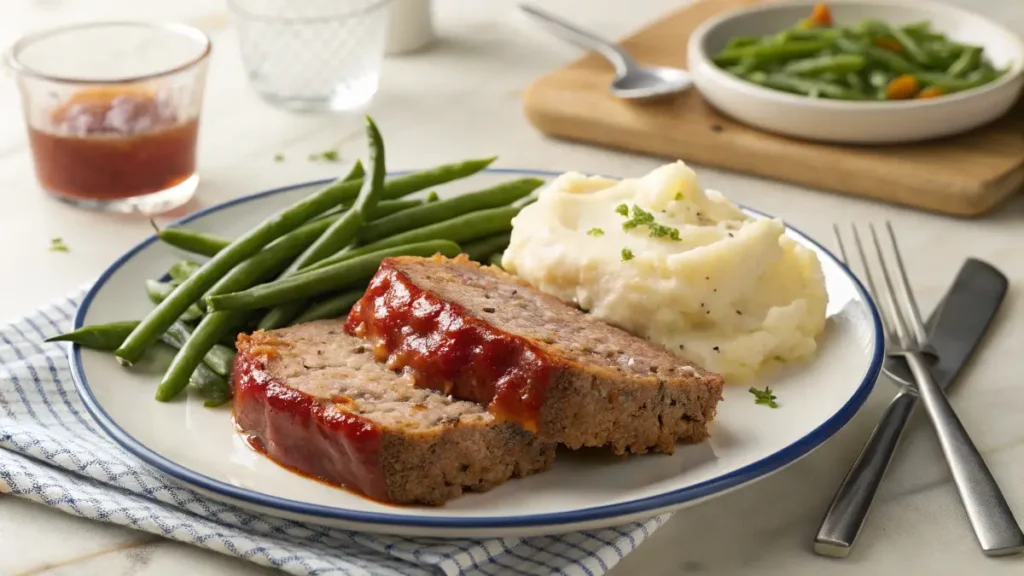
[49,237,69,252]
[621,247,635,261]
[308,149,342,162]
[274,153,284,162]
[615,203,629,217]
[587,228,605,237]
[749,386,779,408]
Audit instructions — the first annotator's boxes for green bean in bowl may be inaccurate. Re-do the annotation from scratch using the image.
[711,3,1006,101]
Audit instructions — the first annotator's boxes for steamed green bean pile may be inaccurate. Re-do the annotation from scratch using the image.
[48,117,535,405]
[712,3,1006,101]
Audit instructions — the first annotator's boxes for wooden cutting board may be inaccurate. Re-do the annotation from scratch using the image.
[522,0,1024,217]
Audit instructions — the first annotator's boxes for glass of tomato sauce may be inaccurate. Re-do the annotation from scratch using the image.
[4,22,210,214]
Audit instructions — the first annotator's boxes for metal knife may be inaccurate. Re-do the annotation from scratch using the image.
[814,258,1009,557]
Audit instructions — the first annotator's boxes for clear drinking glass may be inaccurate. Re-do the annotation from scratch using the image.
[229,0,392,113]
[4,22,210,214]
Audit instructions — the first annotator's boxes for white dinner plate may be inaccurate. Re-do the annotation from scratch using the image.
[69,169,883,538]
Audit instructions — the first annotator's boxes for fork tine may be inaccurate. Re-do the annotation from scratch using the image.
[849,225,881,318]
[866,223,912,348]
[884,221,929,345]
[832,224,849,264]
[845,224,894,344]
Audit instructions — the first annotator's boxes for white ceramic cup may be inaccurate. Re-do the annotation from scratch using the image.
[386,0,434,55]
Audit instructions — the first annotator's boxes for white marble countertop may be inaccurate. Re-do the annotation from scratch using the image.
[2,0,1023,574]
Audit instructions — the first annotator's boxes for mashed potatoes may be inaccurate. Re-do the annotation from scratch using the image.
[501,161,828,381]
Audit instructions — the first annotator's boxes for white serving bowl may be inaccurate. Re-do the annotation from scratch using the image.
[686,0,1024,144]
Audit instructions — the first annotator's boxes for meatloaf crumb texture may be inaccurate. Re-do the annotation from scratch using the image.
[232,320,556,506]
[345,254,726,455]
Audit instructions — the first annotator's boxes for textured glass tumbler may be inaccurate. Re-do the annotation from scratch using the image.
[230,0,392,113]
[4,22,210,214]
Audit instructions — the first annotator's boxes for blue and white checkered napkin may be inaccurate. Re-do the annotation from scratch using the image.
[0,288,668,576]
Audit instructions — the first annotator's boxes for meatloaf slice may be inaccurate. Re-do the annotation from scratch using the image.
[232,320,556,506]
[344,255,725,455]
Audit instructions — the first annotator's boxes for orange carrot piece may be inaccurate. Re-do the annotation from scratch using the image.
[916,86,946,99]
[874,37,903,52]
[809,3,833,27]
[886,75,920,99]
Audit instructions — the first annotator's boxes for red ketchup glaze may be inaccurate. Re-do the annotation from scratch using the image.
[344,260,552,432]
[231,338,389,502]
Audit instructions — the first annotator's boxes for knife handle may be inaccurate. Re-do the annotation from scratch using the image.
[906,352,1024,556]
[814,390,918,557]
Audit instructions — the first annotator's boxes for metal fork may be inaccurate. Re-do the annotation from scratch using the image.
[834,222,1024,556]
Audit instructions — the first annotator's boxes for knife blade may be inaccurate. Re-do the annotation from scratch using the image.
[813,257,1008,557]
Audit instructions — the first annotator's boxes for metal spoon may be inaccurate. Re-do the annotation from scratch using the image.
[519,3,692,100]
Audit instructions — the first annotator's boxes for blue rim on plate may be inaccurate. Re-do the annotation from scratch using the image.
[69,168,884,529]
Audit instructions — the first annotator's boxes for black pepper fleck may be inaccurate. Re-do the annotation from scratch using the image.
[728,233,734,238]
[482,306,496,313]
[711,124,724,133]
[736,310,742,315]
[713,346,720,352]
[678,344,685,350]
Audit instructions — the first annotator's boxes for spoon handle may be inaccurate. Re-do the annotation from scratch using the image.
[519,3,637,75]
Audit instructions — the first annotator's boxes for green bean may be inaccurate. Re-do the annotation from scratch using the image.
[301,205,521,273]
[254,119,387,331]
[748,72,866,100]
[291,289,365,324]
[159,198,423,258]
[725,36,760,50]
[287,118,388,273]
[118,155,496,365]
[159,229,226,258]
[921,41,962,69]
[889,27,932,67]
[146,280,204,322]
[783,54,866,75]
[713,39,832,65]
[868,69,893,89]
[726,57,757,76]
[902,21,932,34]
[916,68,1002,93]
[835,37,920,74]
[947,46,981,78]
[488,253,504,268]
[156,312,244,402]
[165,321,234,377]
[155,206,370,401]
[207,240,462,312]
[846,72,866,94]
[168,260,201,285]
[156,318,231,406]
[461,232,511,262]
[774,28,840,43]
[341,159,365,184]
[47,318,233,387]
[46,321,139,351]
[190,363,231,408]
[357,178,542,245]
